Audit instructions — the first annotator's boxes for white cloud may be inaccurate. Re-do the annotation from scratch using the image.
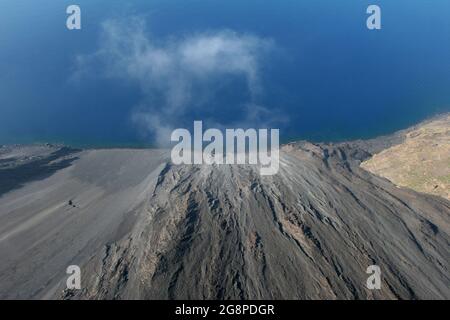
[74,17,284,146]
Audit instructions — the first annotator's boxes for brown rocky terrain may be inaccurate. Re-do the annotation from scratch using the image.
[361,114,450,200]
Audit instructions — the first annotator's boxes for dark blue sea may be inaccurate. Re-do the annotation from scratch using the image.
[0,0,449,147]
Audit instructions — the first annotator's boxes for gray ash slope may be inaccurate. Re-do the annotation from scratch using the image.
[0,144,79,196]
[65,141,449,300]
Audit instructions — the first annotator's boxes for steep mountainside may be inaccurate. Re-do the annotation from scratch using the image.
[0,117,449,300]
[65,142,449,300]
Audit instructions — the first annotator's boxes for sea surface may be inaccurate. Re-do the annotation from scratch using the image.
[0,0,449,147]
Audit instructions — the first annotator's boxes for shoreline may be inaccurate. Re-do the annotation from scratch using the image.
[2,112,449,151]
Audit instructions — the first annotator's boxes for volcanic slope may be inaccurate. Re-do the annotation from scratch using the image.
[63,142,449,300]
